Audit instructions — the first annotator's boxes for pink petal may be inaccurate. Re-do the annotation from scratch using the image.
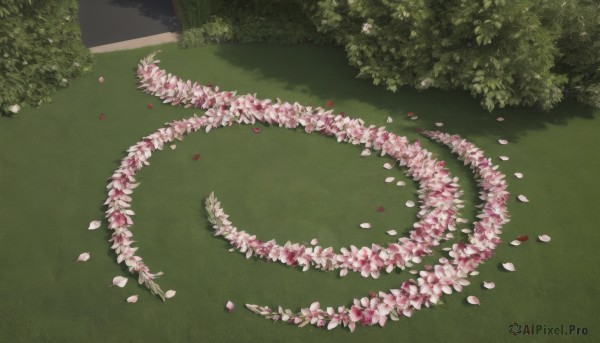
[538,235,551,243]
[359,223,372,229]
[386,230,398,236]
[326,101,334,108]
[409,270,418,274]
[87,220,101,230]
[510,240,521,246]
[467,296,480,305]
[385,176,395,183]
[407,112,414,117]
[99,113,106,120]
[126,295,138,303]
[517,195,529,202]
[192,153,200,161]
[483,282,495,289]
[310,238,318,245]
[226,300,235,312]
[251,127,261,134]
[383,162,393,169]
[514,172,523,179]
[165,290,176,298]
[76,252,90,262]
[376,206,385,212]
[498,156,509,161]
[496,116,504,122]
[434,122,444,127]
[340,268,348,277]
[112,276,128,288]
[498,139,508,145]
[405,200,415,208]
[360,149,371,157]
[502,262,516,271]
[386,116,393,123]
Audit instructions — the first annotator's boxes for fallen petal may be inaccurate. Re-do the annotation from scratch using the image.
[376,206,385,212]
[386,116,393,123]
[383,162,393,169]
[88,220,101,230]
[127,295,138,303]
[170,144,177,150]
[251,127,261,134]
[538,235,551,243]
[326,101,334,108]
[386,230,398,236]
[340,268,348,277]
[434,122,444,127]
[467,296,480,305]
[483,282,495,289]
[496,116,504,122]
[192,153,200,161]
[516,235,529,242]
[410,116,419,120]
[76,252,90,262]
[165,290,177,298]
[514,172,523,179]
[396,181,406,186]
[470,271,479,276]
[98,76,105,83]
[405,200,415,208]
[502,262,516,272]
[510,240,521,246]
[310,238,318,245]
[226,300,235,312]
[385,176,395,183]
[99,113,106,120]
[409,270,418,275]
[498,139,508,145]
[499,156,509,161]
[112,276,128,288]
[407,112,414,117]
[147,103,154,109]
[360,149,371,157]
[359,223,372,229]
[517,195,529,202]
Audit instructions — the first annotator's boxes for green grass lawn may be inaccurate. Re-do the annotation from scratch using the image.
[1,43,599,343]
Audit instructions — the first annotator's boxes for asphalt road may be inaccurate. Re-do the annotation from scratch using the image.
[78,0,180,47]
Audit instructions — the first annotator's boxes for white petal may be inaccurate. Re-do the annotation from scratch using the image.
[510,240,521,246]
[226,300,235,312]
[76,252,90,262]
[514,172,523,179]
[517,195,529,202]
[310,238,318,245]
[98,76,105,83]
[483,282,495,289]
[359,223,372,229]
[409,270,418,274]
[502,262,516,271]
[498,156,509,161]
[498,139,508,145]
[434,122,444,127]
[385,176,395,183]
[405,200,415,208]
[467,296,480,305]
[396,181,406,187]
[386,230,398,236]
[112,276,128,288]
[386,116,393,123]
[165,290,177,298]
[538,234,551,243]
[496,117,504,122]
[383,162,393,169]
[170,144,177,150]
[126,295,138,303]
[461,229,472,233]
[470,271,479,276]
[360,149,371,157]
[410,116,418,120]
[340,268,348,277]
[87,220,101,230]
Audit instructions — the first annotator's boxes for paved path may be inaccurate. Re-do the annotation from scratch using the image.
[79,0,180,48]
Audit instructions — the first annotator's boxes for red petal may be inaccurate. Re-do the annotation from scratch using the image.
[376,206,385,212]
[147,103,154,109]
[252,127,261,134]
[368,291,376,298]
[407,112,414,117]
[192,154,200,161]
[99,113,106,120]
[326,101,334,108]
[516,235,529,242]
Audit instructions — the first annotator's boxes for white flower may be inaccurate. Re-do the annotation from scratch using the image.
[361,22,373,34]
[8,104,21,114]
[419,78,433,89]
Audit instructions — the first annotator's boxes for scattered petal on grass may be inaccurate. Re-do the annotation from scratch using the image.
[170,144,176,150]
[407,112,414,117]
[516,235,529,242]
[434,122,444,127]
[483,282,495,289]
[538,235,551,243]
[76,252,90,262]
[405,200,415,208]
[192,153,200,161]
[514,172,524,179]
[498,139,508,145]
[98,76,104,83]
[383,162,393,169]
[442,247,452,252]
[340,268,348,277]
[251,127,261,134]
[467,296,480,305]
[387,230,398,236]
[359,223,372,229]
[461,229,472,233]
[99,113,106,120]
[88,220,101,230]
[409,270,418,275]
[165,290,176,298]
[310,238,318,245]
[499,156,509,161]
[361,149,371,157]
[386,116,393,123]
[470,271,479,276]
[226,301,235,312]
[424,265,433,271]
[502,262,516,271]
[396,181,406,187]
[112,276,128,288]
[457,218,469,223]
[410,116,419,120]
[510,240,521,246]
[326,101,334,108]
[376,206,385,212]
[147,103,154,109]
[496,116,504,122]
[517,195,529,202]
[127,295,138,303]
[385,176,395,183]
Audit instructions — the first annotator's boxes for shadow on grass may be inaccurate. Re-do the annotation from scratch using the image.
[211,44,597,143]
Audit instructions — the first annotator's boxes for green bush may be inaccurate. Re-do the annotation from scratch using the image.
[0,0,93,116]
[179,16,234,48]
[304,0,599,111]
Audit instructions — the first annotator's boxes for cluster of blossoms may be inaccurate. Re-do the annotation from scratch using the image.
[105,53,509,329]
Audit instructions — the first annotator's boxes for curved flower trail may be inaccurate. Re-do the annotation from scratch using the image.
[101,53,509,330]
